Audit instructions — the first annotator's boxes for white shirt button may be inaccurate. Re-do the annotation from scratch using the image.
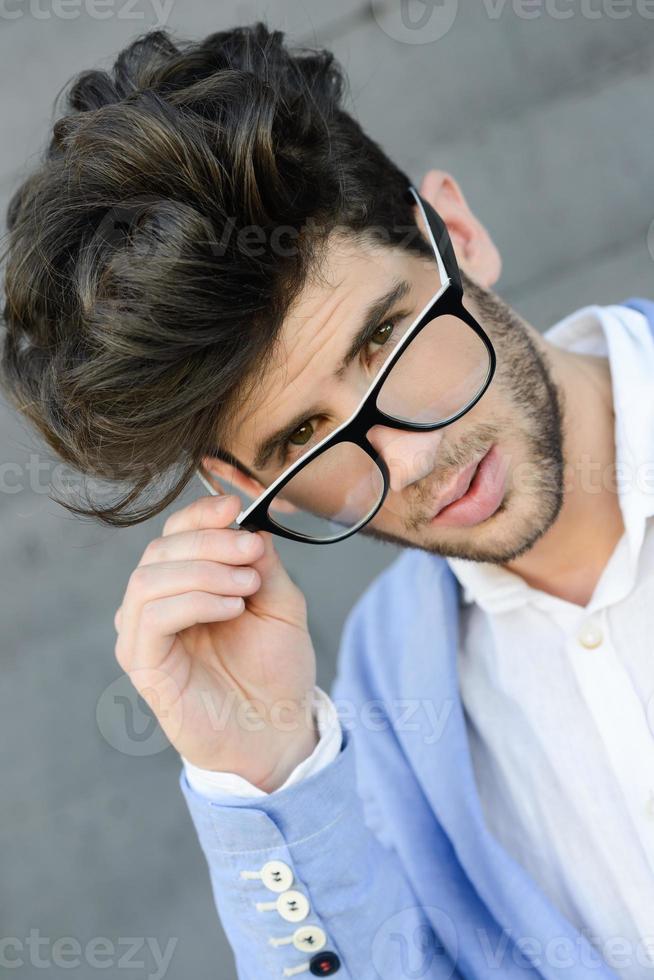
[276,890,310,923]
[577,619,604,649]
[293,925,327,953]
[260,860,294,893]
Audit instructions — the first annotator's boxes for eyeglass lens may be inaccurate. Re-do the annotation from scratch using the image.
[267,312,491,541]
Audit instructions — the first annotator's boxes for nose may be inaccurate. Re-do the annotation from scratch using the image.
[367,425,444,493]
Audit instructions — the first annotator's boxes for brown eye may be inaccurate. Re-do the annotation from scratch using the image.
[369,321,395,347]
[288,421,314,446]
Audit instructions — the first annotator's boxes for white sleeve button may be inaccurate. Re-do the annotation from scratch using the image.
[270,925,327,953]
[292,926,327,953]
[276,890,310,923]
[240,859,294,893]
[261,860,294,893]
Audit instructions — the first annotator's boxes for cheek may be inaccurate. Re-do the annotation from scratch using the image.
[465,375,514,432]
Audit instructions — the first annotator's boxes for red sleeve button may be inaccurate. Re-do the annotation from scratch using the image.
[309,951,340,975]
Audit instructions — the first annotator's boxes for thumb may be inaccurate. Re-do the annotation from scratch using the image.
[248,529,307,620]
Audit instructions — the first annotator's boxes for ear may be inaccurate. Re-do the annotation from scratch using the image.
[200,456,299,514]
[417,169,502,288]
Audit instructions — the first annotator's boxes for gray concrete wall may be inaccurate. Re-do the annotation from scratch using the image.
[1,2,653,977]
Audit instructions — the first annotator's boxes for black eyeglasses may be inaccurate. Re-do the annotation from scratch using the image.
[196,185,497,544]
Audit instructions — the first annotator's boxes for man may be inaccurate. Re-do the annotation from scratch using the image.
[2,22,653,980]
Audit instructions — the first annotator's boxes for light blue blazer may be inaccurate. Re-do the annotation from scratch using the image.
[179,299,654,980]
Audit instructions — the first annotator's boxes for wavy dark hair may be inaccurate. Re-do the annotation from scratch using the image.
[0,23,431,526]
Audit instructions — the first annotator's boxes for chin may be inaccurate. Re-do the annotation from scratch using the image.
[364,489,550,566]
[427,491,560,565]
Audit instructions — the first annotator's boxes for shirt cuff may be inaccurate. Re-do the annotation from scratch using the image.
[181,685,342,800]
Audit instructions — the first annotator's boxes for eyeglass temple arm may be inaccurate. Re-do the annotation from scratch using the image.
[196,465,220,497]
[406,186,462,293]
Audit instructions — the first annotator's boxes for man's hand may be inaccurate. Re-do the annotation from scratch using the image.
[113,493,318,791]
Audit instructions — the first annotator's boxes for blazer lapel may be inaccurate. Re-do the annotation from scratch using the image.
[396,552,618,980]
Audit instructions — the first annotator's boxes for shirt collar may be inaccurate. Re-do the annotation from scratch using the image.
[446,303,654,614]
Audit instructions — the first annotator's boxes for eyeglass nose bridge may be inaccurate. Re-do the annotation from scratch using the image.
[339,402,400,482]
[343,394,446,447]
[344,399,384,441]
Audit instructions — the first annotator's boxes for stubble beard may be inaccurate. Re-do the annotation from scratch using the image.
[361,281,567,565]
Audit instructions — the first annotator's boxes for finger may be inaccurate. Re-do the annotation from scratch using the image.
[116,559,260,668]
[126,591,245,672]
[162,492,242,538]
[138,525,265,569]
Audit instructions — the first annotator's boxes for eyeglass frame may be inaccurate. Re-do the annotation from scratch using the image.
[196,184,497,544]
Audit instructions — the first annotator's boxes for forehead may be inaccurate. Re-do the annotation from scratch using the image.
[224,231,432,467]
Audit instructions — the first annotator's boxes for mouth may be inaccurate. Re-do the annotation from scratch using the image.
[428,444,506,529]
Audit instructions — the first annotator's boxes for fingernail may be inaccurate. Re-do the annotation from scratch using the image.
[236,532,254,552]
[231,567,255,586]
[223,596,244,611]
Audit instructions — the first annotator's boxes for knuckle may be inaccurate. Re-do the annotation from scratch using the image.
[162,499,196,536]
[140,599,164,629]
[162,512,178,536]
[188,499,210,532]
[128,565,150,595]
[189,527,209,559]
[141,538,163,563]
[199,526,231,558]
[193,559,218,591]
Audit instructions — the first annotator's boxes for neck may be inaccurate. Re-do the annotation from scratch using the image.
[502,335,624,607]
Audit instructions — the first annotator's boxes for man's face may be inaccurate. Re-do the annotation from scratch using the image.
[222,231,565,564]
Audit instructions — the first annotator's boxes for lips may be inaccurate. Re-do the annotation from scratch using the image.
[430,452,485,518]
[429,444,506,528]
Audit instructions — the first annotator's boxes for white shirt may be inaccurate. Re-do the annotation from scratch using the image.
[185,303,654,977]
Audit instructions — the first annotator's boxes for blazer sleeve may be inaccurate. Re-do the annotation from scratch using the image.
[179,722,458,980]
[178,573,460,979]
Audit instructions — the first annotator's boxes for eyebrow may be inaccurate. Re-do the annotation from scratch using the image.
[251,278,412,471]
